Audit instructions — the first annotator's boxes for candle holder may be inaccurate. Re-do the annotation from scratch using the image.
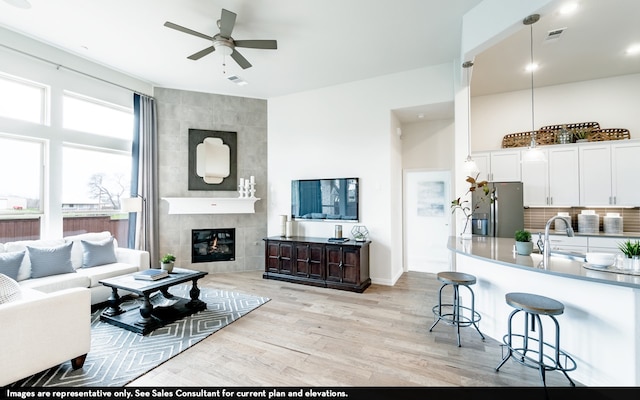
[249,182,256,198]
[238,184,247,198]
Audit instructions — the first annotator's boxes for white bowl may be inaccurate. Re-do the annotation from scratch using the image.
[586,252,616,266]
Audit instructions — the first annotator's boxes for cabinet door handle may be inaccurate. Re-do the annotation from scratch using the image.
[613,196,617,205]
[550,197,553,205]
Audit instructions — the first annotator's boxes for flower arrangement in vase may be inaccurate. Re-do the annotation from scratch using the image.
[450,173,496,239]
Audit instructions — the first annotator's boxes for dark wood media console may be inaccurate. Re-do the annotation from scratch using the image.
[263,236,371,293]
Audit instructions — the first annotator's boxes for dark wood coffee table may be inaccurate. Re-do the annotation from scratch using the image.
[99,267,208,335]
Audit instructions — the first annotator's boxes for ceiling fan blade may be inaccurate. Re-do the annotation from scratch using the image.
[164,21,214,41]
[230,50,252,69]
[219,9,237,38]
[187,46,216,60]
[234,40,278,50]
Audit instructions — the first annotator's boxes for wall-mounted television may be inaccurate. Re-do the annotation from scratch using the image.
[291,178,359,221]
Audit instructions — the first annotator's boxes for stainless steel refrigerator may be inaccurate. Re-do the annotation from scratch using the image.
[471,181,524,238]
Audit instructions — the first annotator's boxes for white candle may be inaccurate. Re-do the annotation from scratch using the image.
[250,175,255,184]
[245,180,250,189]
[239,178,245,187]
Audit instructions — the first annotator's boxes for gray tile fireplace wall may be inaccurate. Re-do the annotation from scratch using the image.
[155,87,267,274]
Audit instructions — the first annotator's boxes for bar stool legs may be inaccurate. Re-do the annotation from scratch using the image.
[429,271,485,347]
[495,292,577,387]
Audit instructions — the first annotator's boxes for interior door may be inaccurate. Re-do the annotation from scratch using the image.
[403,169,452,273]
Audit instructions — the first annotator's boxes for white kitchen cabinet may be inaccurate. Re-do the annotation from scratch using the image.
[472,150,521,182]
[579,140,640,206]
[612,142,640,206]
[588,237,627,254]
[579,143,611,206]
[472,151,490,182]
[547,234,588,253]
[521,146,579,206]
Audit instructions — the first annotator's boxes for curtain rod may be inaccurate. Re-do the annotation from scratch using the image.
[0,42,153,98]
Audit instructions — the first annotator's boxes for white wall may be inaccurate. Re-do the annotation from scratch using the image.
[471,73,640,151]
[401,119,455,170]
[268,64,454,285]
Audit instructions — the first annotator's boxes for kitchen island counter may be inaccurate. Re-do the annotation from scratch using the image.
[448,236,640,290]
[448,236,640,386]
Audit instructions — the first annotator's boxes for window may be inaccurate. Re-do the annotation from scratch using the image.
[62,146,132,213]
[0,135,43,215]
[0,74,47,124]
[63,91,133,139]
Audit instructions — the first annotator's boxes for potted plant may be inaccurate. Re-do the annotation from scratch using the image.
[451,173,495,239]
[618,240,640,271]
[515,229,533,256]
[160,253,176,273]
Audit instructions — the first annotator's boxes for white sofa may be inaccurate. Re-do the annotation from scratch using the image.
[0,231,150,385]
[0,285,91,386]
[2,231,150,305]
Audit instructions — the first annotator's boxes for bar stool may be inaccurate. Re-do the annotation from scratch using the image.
[429,271,484,347]
[495,292,577,386]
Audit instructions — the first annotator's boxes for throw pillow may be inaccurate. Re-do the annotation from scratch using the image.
[0,250,26,281]
[0,273,22,304]
[81,236,117,268]
[27,242,75,279]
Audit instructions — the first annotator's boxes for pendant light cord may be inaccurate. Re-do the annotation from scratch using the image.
[530,23,535,137]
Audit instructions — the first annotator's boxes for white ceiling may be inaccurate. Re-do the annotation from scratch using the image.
[471,0,640,97]
[0,0,481,100]
[0,0,638,123]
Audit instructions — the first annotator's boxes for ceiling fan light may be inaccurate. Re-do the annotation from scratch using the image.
[214,42,233,56]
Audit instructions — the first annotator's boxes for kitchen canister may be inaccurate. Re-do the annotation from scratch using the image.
[554,212,571,231]
[578,210,599,234]
[603,213,623,234]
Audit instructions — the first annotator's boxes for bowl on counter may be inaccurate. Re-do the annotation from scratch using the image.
[585,252,616,267]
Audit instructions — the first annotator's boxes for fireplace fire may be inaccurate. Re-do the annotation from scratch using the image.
[192,228,235,263]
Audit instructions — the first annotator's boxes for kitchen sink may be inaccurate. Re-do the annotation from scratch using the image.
[549,250,587,262]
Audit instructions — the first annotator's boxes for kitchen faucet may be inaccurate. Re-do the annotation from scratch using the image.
[541,215,575,268]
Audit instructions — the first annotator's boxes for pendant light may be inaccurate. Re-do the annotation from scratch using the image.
[522,13,546,163]
[462,60,479,175]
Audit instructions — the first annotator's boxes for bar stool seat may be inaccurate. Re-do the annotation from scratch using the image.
[429,271,484,347]
[495,292,577,386]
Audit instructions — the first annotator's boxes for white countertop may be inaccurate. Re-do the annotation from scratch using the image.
[447,236,640,289]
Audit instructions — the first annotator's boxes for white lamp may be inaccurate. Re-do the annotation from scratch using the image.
[121,196,142,213]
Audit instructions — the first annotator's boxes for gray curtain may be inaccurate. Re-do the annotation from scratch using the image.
[132,93,159,267]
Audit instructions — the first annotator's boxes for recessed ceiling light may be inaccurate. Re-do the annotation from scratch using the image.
[525,63,539,72]
[626,44,640,56]
[2,0,31,9]
[559,2,578,15]
[417,113,425,119]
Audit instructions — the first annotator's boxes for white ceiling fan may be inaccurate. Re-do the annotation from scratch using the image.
[164,8,278,70]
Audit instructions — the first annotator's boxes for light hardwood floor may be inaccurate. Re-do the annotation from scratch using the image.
[128,270,581,387]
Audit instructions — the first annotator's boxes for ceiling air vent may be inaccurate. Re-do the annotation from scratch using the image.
[545,27,567,42]
[227,75,248,86]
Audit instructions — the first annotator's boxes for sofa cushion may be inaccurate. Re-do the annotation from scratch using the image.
[81,236,117,268]
[0,251,26,281]
[18,272,91,293]
[4,239,66,281]
[27,242,75,279]
[0,273,22,304]
[76,262,139,288]
[64,231,115,269]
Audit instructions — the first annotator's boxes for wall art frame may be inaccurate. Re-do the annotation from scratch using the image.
[188,129,237,191]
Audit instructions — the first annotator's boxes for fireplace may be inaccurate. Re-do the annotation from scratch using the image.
[192,228,235,263]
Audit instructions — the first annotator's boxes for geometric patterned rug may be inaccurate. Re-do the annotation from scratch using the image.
[9,285,270,387]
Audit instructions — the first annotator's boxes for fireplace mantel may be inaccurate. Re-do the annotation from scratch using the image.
[162,197,260,214]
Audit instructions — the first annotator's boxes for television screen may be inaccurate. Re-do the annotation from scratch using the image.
[291,178,359,221]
